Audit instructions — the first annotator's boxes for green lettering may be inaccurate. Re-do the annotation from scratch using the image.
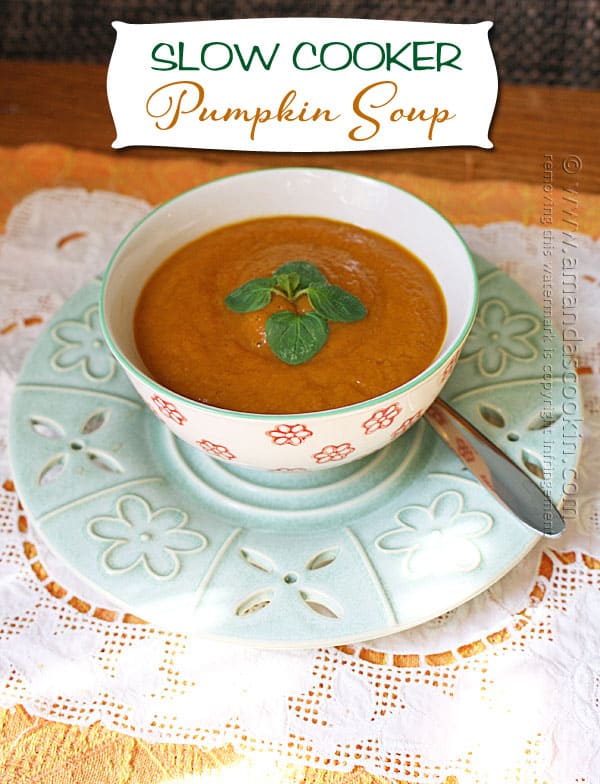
[151,42,177,71]
[413,41,435,70]
[293,42,319,70]
[353,42,385,71]
[436,42,462,70]
[234,43,280,71]
[385,42,412,71]
[200,42,233,71]
[177,41,199,71]
[321,42,352,71]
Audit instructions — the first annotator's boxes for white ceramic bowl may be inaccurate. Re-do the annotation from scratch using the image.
[100,168,478,471]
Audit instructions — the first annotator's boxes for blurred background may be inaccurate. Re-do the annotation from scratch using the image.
[0,0,598,88]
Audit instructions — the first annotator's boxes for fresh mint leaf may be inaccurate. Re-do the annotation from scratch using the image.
[308,284,367,323]
[273,271,301,300]
[265,311,329,365]
[225,277,275,313]
[225,259,367,365]
[274,261,327,290]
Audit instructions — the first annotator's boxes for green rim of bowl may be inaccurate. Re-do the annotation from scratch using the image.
[99,167,479,420]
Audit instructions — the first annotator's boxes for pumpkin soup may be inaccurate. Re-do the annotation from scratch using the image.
[134,216,446,414]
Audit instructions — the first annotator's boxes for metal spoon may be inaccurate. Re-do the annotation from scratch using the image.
[425,398,565,537]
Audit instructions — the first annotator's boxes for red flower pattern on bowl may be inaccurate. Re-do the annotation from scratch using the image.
[362,403,402,435]
[312,443,356,464]
[392,410,425,439]
[196,439,236,461]
[441,354,459,383]
[151,395,186,426]
[266,424,314,446]
[101,169,477,471]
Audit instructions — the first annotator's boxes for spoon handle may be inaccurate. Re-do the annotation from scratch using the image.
[425,398,565,537]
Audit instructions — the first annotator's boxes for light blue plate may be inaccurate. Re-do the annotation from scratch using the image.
[8,255,578,647]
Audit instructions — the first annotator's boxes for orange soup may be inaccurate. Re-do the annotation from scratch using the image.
[134,216,447,414]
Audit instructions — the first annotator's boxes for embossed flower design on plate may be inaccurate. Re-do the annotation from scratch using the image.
[461,299,539,376]
[88,494,207,580]
[51,305,115,382]
[376,491,493,577]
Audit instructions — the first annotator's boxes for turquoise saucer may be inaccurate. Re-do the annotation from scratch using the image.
[8,255,579,647]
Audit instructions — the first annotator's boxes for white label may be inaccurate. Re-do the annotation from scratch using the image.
[108,18,497,152]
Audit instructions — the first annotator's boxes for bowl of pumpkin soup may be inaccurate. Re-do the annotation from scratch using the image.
[100,168,477,471]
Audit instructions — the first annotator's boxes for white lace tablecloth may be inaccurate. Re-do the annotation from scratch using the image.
[1,188,600,783]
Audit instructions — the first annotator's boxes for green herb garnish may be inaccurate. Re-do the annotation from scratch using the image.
[225,260,367,365]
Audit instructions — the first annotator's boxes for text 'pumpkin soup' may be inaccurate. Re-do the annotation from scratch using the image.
[134,216,447,414]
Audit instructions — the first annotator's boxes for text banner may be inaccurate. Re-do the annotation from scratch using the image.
[108,18,498,152]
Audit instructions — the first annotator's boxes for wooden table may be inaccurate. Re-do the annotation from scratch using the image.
[1,61,599,192]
